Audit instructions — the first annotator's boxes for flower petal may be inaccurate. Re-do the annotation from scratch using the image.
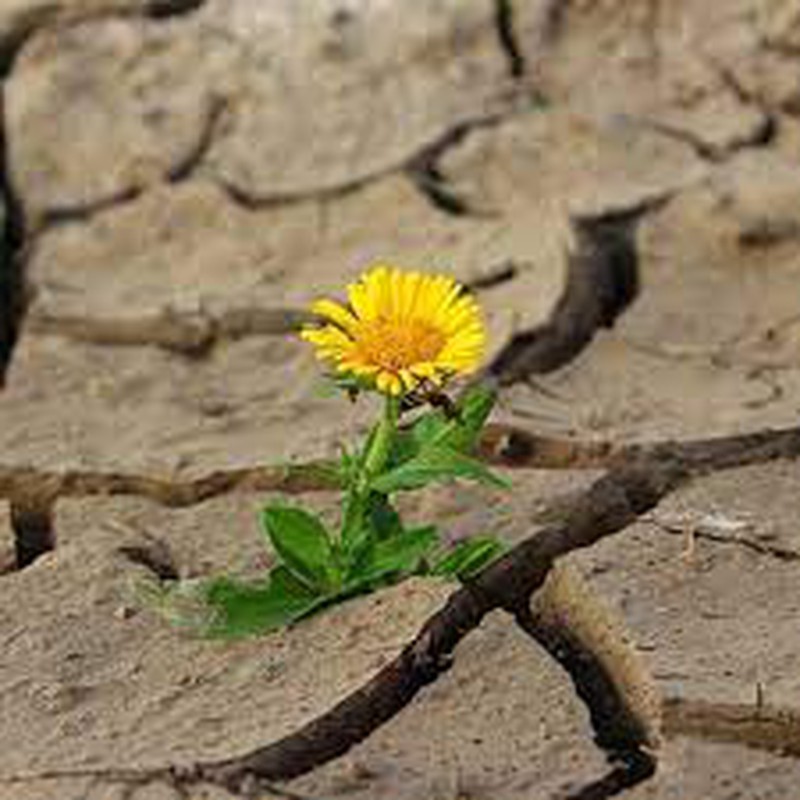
[310,299,359,334]
[302,265,486,396]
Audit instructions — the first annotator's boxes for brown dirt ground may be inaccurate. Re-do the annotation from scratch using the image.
[3,1,800,798]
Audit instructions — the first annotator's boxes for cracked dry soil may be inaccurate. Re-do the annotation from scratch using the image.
[3,1,800,798]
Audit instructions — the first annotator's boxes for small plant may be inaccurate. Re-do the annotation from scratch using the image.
[154,265,509,637]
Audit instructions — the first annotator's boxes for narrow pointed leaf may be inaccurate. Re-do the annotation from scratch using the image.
[432,536,507,581]
[340,490,372,559]
[371,445,510,493]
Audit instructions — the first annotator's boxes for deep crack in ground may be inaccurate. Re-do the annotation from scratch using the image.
[10,497,54,569]
[487,202,655,385]
[0,85,26,387]
[494,0,526,78]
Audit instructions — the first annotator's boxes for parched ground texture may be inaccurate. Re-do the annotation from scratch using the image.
[3,1,800,798]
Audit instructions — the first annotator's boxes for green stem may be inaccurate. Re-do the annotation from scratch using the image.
[339,395,400,565]
[363,394,400,481]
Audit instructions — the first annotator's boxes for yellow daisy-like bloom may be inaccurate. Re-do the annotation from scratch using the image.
[301,265,487,396]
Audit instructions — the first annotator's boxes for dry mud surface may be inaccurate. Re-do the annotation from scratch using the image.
[3,1,800,798]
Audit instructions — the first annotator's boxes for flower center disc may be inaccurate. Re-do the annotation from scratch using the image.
[357,319,446,372]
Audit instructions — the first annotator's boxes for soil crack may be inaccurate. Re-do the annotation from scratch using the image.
[144,0,207,20]
[117,535,180,581]
[27,305,312,356]
[516,564,660,799]
[486,201,663,385]
[0,460,341,509]
[465,259,519,291]
[24,195,654,366]
[663,697,800,758]
[166,95,226,185]
[0,0,209,79]
[405,110,514,217]
[35,95,224,234]
[494,0,526,79]
[144,423,800,792]
[221,95,530,215]
[40,187,144,231]
[0,1,213,382]
[10,495,54,569]
[626,108,776,164]
[0,85,27,386]
[1,424,795,512]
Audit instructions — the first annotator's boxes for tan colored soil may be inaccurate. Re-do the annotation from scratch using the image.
[2,1,800,798]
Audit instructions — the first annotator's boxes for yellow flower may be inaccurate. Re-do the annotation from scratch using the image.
[301,265,487,395]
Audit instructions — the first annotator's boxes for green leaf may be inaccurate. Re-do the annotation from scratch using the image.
[204,566,326,637]
[265,461,342,492]
[358,422,380,469]
[371,445,510,493]
[390,403,451,465]
[341,492,403,560]
[340,493,407,576]
[368,495,404,540]
[442,383,496,453]
[338,446,358,483]
[260,505,337,591]
[431,536,507,581]
[339,490,371,558]
[346,526,439,589]
[389,383,497,465]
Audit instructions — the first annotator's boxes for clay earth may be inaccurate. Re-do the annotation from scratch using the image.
[2,1,800,798]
